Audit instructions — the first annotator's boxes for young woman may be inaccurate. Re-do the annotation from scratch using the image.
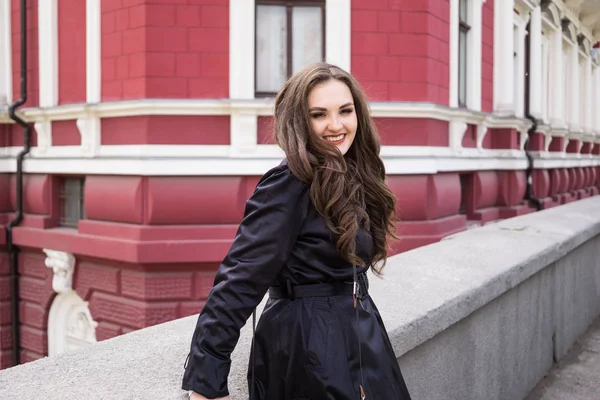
[182,62,412,400]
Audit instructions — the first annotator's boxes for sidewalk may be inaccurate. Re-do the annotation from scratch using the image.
[526,317,600,400]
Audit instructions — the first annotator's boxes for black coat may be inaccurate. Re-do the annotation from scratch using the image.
[182,161,411,400]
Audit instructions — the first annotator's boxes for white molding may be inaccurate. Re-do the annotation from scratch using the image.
[86,0,101,103]
[557,0,596,43]
[514,13,529,118]
[0,143,597,176]
[229,0,255,100]
[77,115,101,157]
[0,0,12,108]
[34,120,52,153]
[529,6,544,119]
[467,0,485,111]
[493,0,515,114]
[325,0,351,71]
[549,26,567,128]
[48,291,97,357]
[38,0,58,107]
[449,0,485,110]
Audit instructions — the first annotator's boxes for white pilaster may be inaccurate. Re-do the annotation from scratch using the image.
[549,28,565,128]
[493,0,514,114]
[592,67,600,135]
[583,57,593,133]
[229,0,255,100]
[529,6,543,119]
[514,19,527,118]
[0,0,12,107]
[325,0,351,72]
[38,0,58,107]
[568,44,580,131]
[86,0,101,103]
[467,0,485,111]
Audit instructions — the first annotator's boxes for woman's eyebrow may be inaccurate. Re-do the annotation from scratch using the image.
[309,102,354,112]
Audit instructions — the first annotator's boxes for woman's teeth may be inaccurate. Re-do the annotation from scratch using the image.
[326,134,344,142]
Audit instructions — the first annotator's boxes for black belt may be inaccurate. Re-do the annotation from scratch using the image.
[268,274,369,301]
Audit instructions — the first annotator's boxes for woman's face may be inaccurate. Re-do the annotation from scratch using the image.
[307,79,357,156]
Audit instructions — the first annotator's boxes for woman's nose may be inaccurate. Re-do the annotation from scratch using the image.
[328,117,343,132]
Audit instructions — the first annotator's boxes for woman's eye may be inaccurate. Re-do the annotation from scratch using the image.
[311,113,325,118]
[341,108,354,114]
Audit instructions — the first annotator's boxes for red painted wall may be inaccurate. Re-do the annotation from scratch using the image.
[350,0,450,104]
[482,0,494,112]
[11,0,39,108]
[58,0,87,104]
[101,0,229,101]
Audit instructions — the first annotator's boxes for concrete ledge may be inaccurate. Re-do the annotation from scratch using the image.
[1,196,600,399]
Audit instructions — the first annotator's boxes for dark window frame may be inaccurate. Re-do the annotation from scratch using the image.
[255,0,326,97]
[59,177,86,229]
[458,0,470,108]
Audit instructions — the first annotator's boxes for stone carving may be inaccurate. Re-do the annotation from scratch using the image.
[43,249,76,294]
[65,305,98,352]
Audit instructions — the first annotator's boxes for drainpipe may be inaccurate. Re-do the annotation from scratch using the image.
[6,0,30,367]
[523,19,543,211]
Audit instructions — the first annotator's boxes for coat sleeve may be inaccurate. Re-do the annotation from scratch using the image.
[182,165,310,398]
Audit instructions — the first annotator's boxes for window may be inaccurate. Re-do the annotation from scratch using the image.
[255,0,325,96]
[60,178,85,228]
[458,0,470,107]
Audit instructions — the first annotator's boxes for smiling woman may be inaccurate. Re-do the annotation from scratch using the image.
[308,79,357,155]
[183,62,411,400]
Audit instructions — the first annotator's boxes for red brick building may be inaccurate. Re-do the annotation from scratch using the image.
[0,0,599,368]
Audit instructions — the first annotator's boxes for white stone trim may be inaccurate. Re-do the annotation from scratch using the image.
[566,40,580,130]
[86,0,101,103]
[549,26,567,128]
[229,0,255,100]
[493,0,515,114]
[34,120,52,153]
[48,291,97,357]
[0,0,12,109]
[38,0,58,107]
[43,249,76,294]
[513,12,529,119]
[325,0,351,71]
[529,6,543,119]
[0,143,597,176]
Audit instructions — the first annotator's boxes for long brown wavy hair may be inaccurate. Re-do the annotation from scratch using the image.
[273,62,399,275]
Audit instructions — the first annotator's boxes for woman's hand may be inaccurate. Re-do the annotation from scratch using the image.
[189,391,231,400]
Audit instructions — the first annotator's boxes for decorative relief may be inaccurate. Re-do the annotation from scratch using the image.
[43,249,76,294]
[476,124,489,152]
[76,116,101,157]
[449,120,468,151]
[65,304,98,352]
[33,120,52,153]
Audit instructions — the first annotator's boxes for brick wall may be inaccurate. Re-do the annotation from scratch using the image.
[101,0,229,101]
[58,0,87,104]
[0,253,10,368]
[11,0,39,108]
[350,0,450,104]
[482,0,494,112]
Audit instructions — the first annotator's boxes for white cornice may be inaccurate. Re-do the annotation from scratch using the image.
[0,99,532,129]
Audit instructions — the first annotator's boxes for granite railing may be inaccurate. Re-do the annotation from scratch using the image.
[1,196,600,400]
